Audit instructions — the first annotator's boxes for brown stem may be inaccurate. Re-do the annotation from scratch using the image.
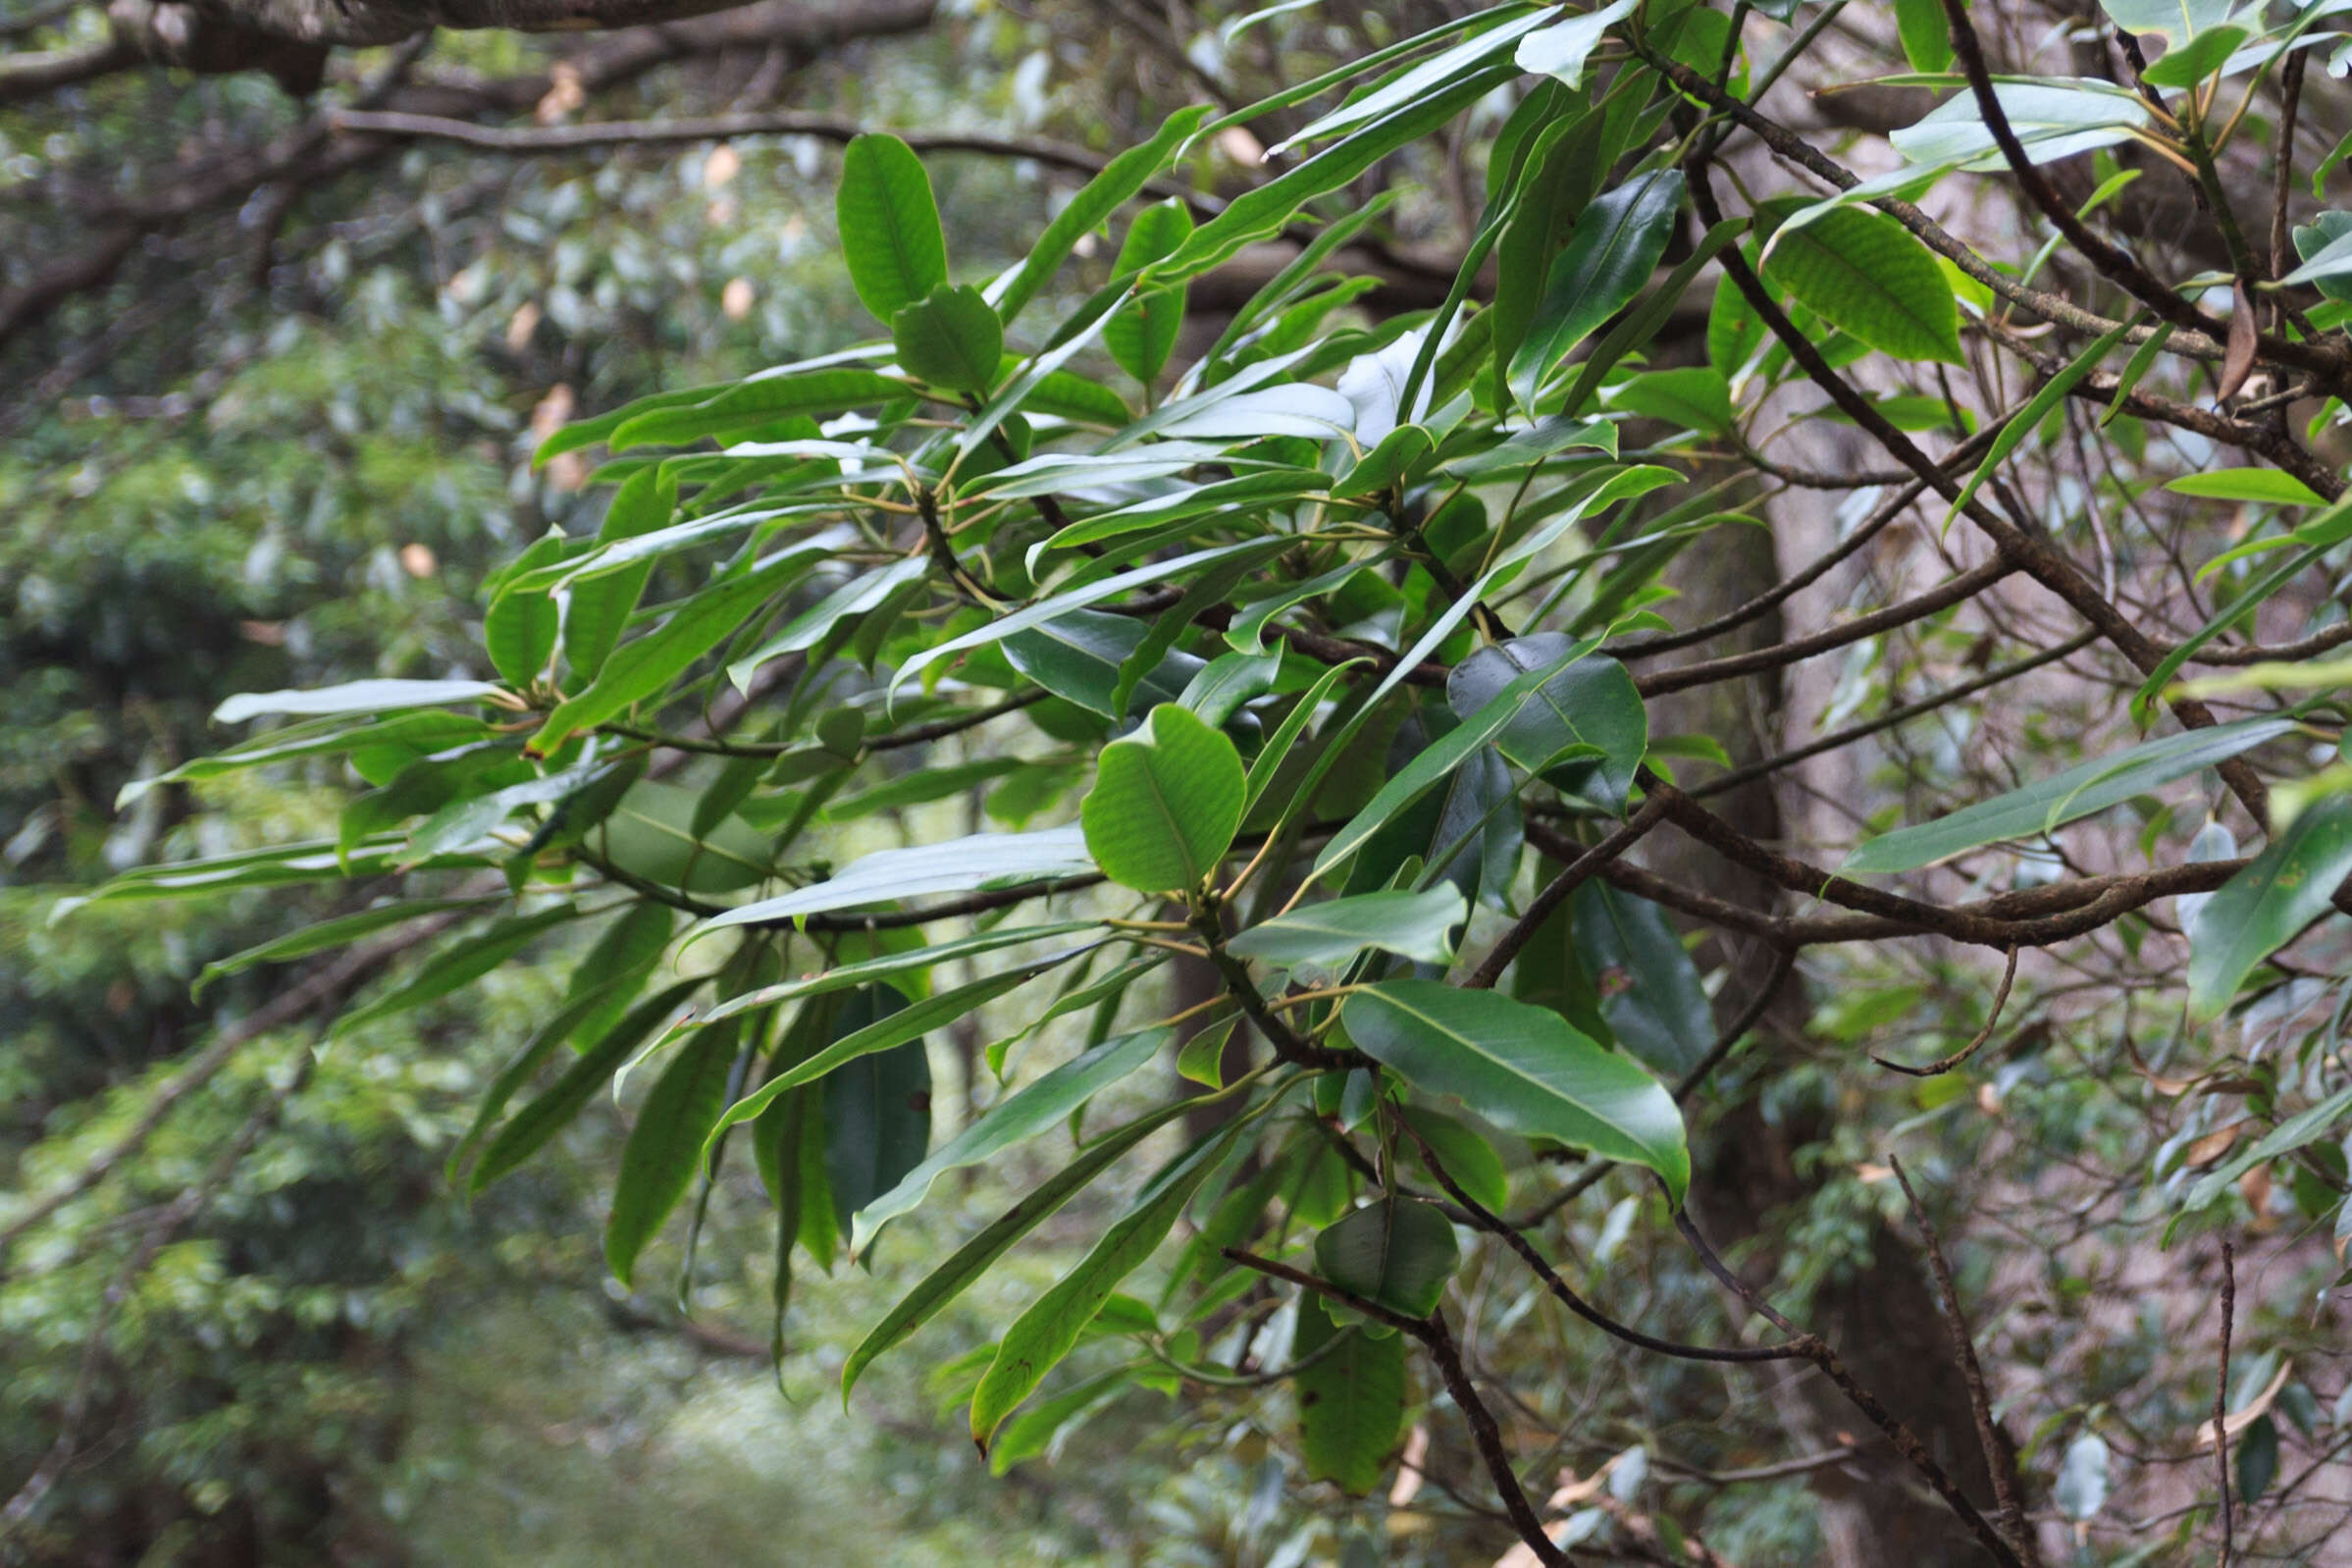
[1467,797,1668,989]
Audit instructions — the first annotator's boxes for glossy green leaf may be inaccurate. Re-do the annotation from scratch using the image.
[607,370,913,450]
[992,105,1212,326]
[2167,470,2329,505]
[605,1015,743,1286]
[1003,607,1202,719]
[1760,204,1962,364]
[969,1122,1240,1449]
[330,905,581,1042]
[530,545,822,754]
[1343,979,1688,1203]
[2183,1084,2352,1209]
[1081,704,1246,893]
[1314,1195,1459,1319]
[703,948,1095,1155]
[840,1089,1218,1399]
[821,988,933,1233]
[470,979,706,1193]
[1569,880,1712,1078]
[2188,795,2352,1019]
[1315,639,1594,878]
[1290,1295,1406,1494]
[686,923,1102,1025]
[837,133,948,323]
[1228,886,1466,977]
[850,1025,1171,1255]
[1444,635,1646,812]
[1609,366,1734,435]
[1895,0,1954,72]
[193,896,497,1000]
[1846,716,2295,874]
[1508,170,1685,405]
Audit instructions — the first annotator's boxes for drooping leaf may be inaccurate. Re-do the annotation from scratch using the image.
[1290,1295,1407,1494]
[1569,879,1713,1077]
[1081,705,1246,893]
[821,988,934,1234]
[605,1014,744,1287]
[703,949,1097,1155]
[1343,979,1689,1203]
[330,905,582,1042]
[192,896,498,1000]
[969,1122,1241,1449]
[470,979,706,1193]
[841,1090,1220,1398]
[850,1026,1171,1255]
[2188,795,2352,1019]
[991,104,1213,326]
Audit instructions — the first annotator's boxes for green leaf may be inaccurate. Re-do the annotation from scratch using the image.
[1444,635,1646,812]
[594,778,776,895]
[1314,1195,1460,1318]
[1759,204,1962,364]
[330,905,581,1042]
[2130,494,2352,720]
[1570,880,1713,1077]
[470,979,705,1193]
[992,104,1212,326]
[841,1090,1217,1399]
[1003,607,1202,719]
[213,678,504,726]
[1081,705,1246,893]
[1315,639,1596,879]
[448,970,648,1183]
[687,923,1102,1026]
[1290,1295,1406,1494]
[2188,795,2352,1019]
[892,284,1004,393]
[2167,470,2329,506]
[1227,887,1467,978]
[192,896,497,1000]
[702,949,1096,1155]
[1343,979,1688,1204]
[1273,7,1552,153]
[1508,170,1685,405]
[1157,66,1514,285]
[605,1015,743,1287]
[1895,0,1955,72]
[1609,366,1733,435]
[2238,1416,2279,1504]
[727,556,931,690]
[1105,199,1194,385]
[837,133,948,323]
[970,1123,1240,1449]
[1400,1108,1509,1214]
[695,824,1098,931]
[850,1025,1171,1255]
[530,545,822,754]
[2287,216,2352,300]
[485,531,569,687]
[821,988,934,1234]
[607,369,913,450]
[1941,315,2136,529]
[2182,1084,2352,1209]
[1845,716,2295,874]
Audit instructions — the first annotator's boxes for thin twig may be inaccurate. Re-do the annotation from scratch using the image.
[1468,797,1668,988]
[1872,946,2018,1076]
